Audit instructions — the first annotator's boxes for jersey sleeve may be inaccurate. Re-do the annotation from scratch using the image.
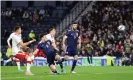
[66,30,70,37]
[7,33,14,46]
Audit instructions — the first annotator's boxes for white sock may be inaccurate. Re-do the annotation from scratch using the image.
[6,58,12,63]
[26,57,32,72]
[16,62,21,70]
[27,63,31,72]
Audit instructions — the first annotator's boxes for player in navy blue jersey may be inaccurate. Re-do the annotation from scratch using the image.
[62,23,81,73]
[33,33,62,74]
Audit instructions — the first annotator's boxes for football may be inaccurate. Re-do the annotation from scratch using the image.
[118,24,126,31]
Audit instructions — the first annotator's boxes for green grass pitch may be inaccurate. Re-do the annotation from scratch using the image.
[1,66,133,80]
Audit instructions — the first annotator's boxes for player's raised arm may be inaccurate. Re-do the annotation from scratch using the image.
[18,39,36,49]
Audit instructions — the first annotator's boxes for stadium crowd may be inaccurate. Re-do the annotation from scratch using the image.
[1,5,57,25]
[74,2,133,65]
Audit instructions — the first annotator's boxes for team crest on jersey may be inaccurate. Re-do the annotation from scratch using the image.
[46,45,49,48]
[47,42,50,45]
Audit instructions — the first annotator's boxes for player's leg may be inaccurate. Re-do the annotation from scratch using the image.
[15,58,24,72]
[5,54,24,71]
[4,55,15,66]
[15,53,34,75]
[25,56,34,75]
[5,55,13,63]
[47,53,59,74]
[49,63,59,74]
[55,54,66,73]
[71,55,78,73]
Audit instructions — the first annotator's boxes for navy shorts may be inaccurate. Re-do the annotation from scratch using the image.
[43,46,56,65]
[65,46,78,57]
[46,52,56,65]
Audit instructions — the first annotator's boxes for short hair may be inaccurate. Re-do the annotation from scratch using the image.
[39,33,47,39]
[72,22,78,25]
[13,26,21,32]
[49,27,55,33]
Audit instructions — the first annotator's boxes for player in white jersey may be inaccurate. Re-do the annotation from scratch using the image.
[6,30,24,71]
[7,32,22,55]
[6,26,36,75]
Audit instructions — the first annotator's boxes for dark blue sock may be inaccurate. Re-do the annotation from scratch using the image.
[56,58,65,70]
[71,60,77,71]
[59,61,63,69]
[52,70,57,73]
[61,58,65,62]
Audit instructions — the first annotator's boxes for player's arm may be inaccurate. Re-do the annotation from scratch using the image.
[32,49,39,55]
[62,35,67,50]
[18,39,36,49]
[32,43,42,56]
[19,39,36,47]
[78,36,81,49]
[52,42,59,52]
[7,34,13,48]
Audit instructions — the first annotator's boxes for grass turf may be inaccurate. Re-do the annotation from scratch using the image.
[1,66,133,80]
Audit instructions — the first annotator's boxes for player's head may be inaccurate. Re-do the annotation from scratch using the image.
[71,22,78,30]
[39,33,47,42]
[49,28,56,36]
[14,26,22,34]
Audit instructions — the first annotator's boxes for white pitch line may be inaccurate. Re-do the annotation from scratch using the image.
[1,77,26,80]
[1,75,64,80]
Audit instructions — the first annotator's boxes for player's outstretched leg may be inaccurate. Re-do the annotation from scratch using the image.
[4,56,14,66]
[55,55,66,73]
[15,58,24,72]
[25,56,34,76]
[5,56,24,71]
[71,55,78,73]
[47,53,60,74]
